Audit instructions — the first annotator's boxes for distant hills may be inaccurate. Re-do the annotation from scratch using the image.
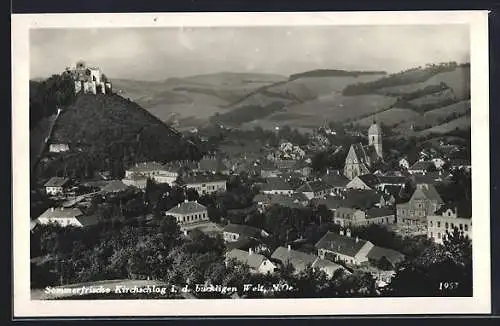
[111,62,470,137]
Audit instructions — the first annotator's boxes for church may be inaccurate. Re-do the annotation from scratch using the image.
[343,122,383,180]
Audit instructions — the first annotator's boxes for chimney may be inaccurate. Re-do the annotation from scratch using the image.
[249,248,253,255]
[355,236,359,243]
[346,229,351,237]
[287,245,291,251]
[339,229,344,236]
[177,203,181,208]
[51,207,54,212]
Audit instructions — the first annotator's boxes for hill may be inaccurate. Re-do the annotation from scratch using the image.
[112,73,287,127]
[34,93,201,180]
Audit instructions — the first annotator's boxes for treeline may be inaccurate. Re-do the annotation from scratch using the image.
[289,69,386,81]
[210,102,286,126]
[342,62,462,96]
[30,72,76,129]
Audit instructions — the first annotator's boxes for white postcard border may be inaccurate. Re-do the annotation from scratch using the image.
[12,11,491,317]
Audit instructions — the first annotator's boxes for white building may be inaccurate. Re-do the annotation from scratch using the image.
[427,202,472,244]
[225,248,276,274]
[183,175,227,195]
[36,207,99,228]
[166,200,209,226]
[44,177,70,196]
[125,162,178,186]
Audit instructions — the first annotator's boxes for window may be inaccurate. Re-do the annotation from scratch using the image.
[451,223,454,228]
[459,224,463,231]
[438,232,441,239]
[445,222,449,229]
[430,232,433,238]
[430,221,433,227]
[437,221,441,228]
[464,224,469,232]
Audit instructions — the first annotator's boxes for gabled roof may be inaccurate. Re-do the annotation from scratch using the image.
[226,249,268,270]
[315,231,370,258]
[449,158,471,166]
[296,180,331,193]
[357,174,380,188]
[377,175,408,185]
[75,215,101,227]
[366,246,405,266]
[311,258,344,273]
[38,207,83,219]
[351,143,370,163]
[434,201,472,219]
[271,247,317,273]
[412,184,444,204]
[167,201,207,215]
[342,189,383,210]
[262,177,293,191]
[320,173,349,187]
[223,224,262,238]
[44,177,70,188]
[365,207,395,218]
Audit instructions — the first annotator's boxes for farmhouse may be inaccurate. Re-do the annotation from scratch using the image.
[270,246,345,276]
[125,162,178,185]
[36,207,99,228]
[296,180,333,199]
[222,224,268,243]
[261,177,294,195]
[44,177,70,196]
[225,248,276,274]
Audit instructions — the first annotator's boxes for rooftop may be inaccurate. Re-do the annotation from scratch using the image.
[271,246,318,273]
[101,180,129,193]
[127,161,169,172]
[167,201,207,215]
[296,180,331,193]
[226,249,267,270]
[183,174,227,184]
[434,201,472,219]
[44,177,70,188]
[366,246,405,266]
[38,207,83,219]
[315,231,370,257]
[409,161,434,171]
[261,177,293,191]
[223,224,262,238]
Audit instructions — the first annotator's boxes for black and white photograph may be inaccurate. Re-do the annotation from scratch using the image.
[12,11,490,316]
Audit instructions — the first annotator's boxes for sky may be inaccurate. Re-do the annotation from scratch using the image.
[30,25,470,81]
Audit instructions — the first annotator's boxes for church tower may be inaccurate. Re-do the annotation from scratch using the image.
[368,121,383,159]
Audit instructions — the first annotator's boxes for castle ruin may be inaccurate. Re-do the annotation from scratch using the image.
[68,60,112,95]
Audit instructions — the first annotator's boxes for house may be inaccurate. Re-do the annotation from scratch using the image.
[125,162,178,185]
[408,161,435,175]
[344,122,383,180]
[252,193,305,211]
[166,200,209,226]
[183,174,227,195]
[223,224,268,243]
[44,177,70,196]
[427,201,472,244]
[259,161,280,178]
[270,246,345,276]
[346,174,380,190]
[333,206,395,228]
[315,230,374,266]
[49,143,69,153]
[36,207,100,227]
[225,248,276,274]
[397,183,444,225]
[366,246,405,270]
[320,170,349,194]
[296,180,333,199]
[122,173,148,189]
[261,177,294,195]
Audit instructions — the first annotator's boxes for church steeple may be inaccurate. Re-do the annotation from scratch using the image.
[368,120,383,159]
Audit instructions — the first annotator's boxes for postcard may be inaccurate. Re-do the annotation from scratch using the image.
[12,11,490,317]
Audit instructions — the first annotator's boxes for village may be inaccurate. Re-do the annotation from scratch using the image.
[31,88,472,295]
